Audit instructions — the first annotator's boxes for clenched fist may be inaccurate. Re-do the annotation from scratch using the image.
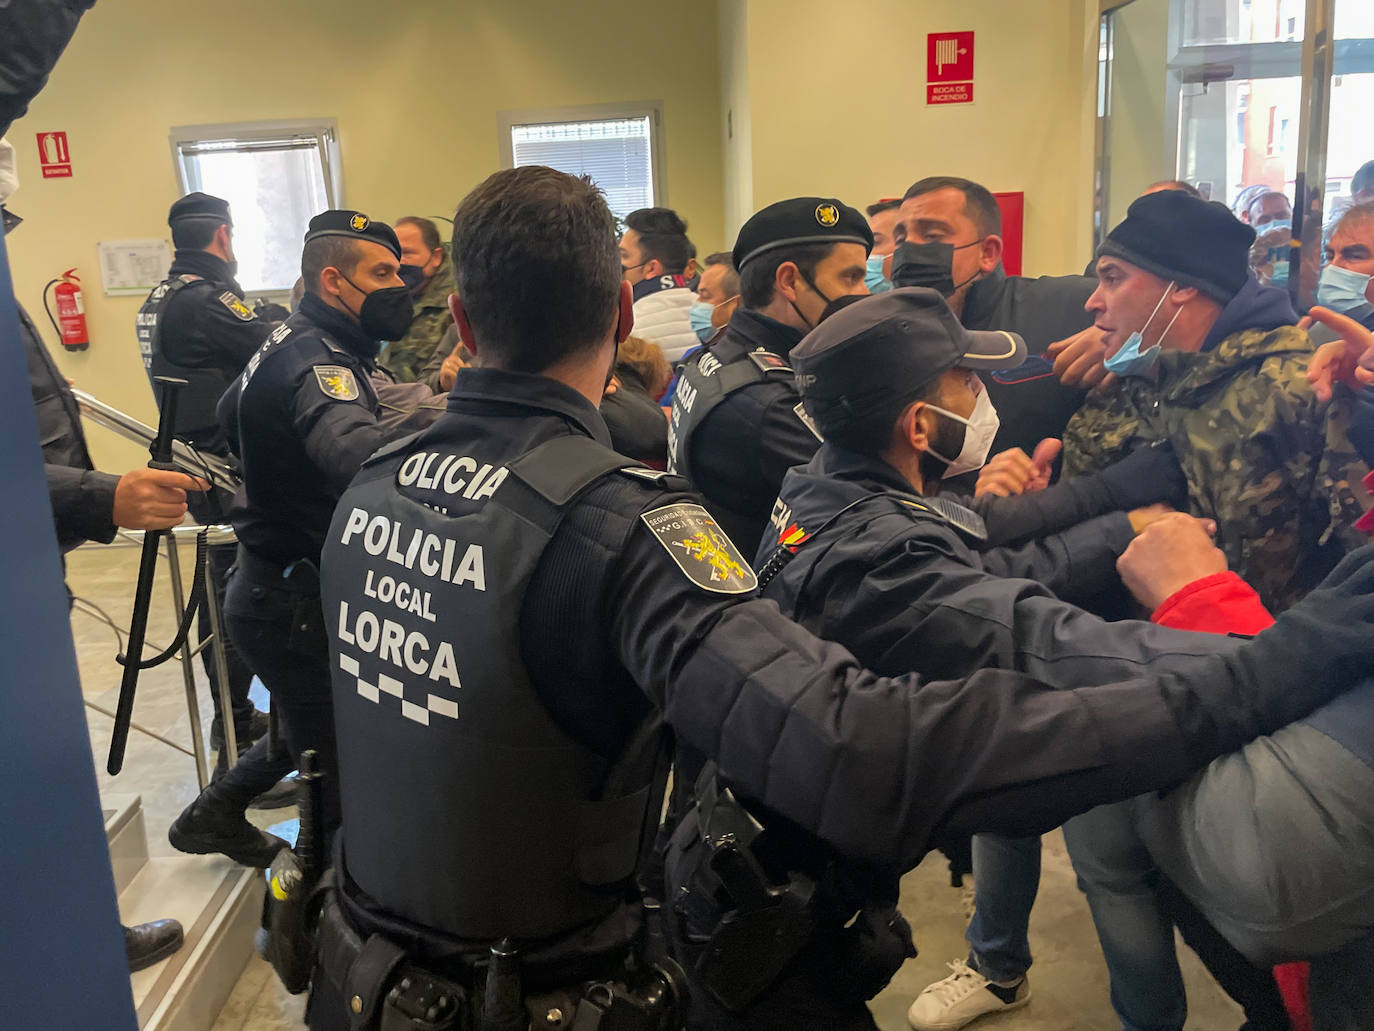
[111,468,206,531]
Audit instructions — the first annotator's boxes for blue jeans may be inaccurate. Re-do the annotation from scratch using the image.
[1062,802,1186,1031]
[966,834,1040,983]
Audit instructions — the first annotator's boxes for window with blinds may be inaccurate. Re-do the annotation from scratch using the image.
[169,121,342,293]
[509,114,658,218]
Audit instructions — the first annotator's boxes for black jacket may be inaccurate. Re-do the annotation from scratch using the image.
[22,303,117,552]
[0,0,96,135]
[957,266,1096,457]
[336,367,1359,873]
[672,308,819,546]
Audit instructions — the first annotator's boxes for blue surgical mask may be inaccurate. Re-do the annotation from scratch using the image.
[688,300,716,343]
[865,253,892,294]
[1104,281,1184,378]
[1317,263,1373,313]
[1257,219,1292,235]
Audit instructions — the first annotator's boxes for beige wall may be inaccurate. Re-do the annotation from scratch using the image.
[738,0,1099,279]
[719,0,755,244]
[7,0,725,470]
[1106,0,1172,231]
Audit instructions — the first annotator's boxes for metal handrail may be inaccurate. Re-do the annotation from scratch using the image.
[68,389,244,789]
[72,388,240,490]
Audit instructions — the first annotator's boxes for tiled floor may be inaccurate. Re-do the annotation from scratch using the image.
[70,544,1243,1031]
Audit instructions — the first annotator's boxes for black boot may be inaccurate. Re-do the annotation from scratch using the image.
[210,708,271,753]
[168,794,289,867]
[125,919,184,972]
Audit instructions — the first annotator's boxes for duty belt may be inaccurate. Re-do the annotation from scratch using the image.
[315,894,682,1031]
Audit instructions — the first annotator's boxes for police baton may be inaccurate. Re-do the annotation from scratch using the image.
[107,376,188,775]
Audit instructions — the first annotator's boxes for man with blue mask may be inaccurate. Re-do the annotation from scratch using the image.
[1314,202,1374,466]
[687,251,740,346]
[1246,190,1294,287]
[864,199,901,294]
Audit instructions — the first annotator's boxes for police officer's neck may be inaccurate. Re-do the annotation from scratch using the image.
[482,341,618,409]
[878,445,928,497]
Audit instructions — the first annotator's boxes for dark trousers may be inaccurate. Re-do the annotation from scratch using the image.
[205,558,339,829]
[200,540,255,734]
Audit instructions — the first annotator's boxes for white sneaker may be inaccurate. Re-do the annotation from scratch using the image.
[907,959,1030,1031]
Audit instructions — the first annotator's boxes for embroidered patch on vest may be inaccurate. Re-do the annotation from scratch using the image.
[313,365,360,401]
[218,291,257,322]
[641,503,759,594]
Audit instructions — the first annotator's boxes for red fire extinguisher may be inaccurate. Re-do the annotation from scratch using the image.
[43,269,90,351]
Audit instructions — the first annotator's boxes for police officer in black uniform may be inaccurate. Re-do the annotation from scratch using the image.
[169,210,416,866]
[310,165,1374,1031]
[667,197,869,550]
[137,192,279,766]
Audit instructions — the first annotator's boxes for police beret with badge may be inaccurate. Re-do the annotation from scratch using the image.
[168,192,231,228]
[792,287,1025,448]
[304,209,401,259]
[732,197,873,271]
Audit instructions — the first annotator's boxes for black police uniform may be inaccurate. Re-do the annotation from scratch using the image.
[668,307,819,548]
[667,197,871,554]
[210,286,405,828]
[138,211,277,744]
[311,362,1371,1031]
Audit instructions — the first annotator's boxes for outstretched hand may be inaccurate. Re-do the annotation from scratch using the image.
[1304,306,1374,402]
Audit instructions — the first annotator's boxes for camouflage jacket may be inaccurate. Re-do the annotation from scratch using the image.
[1062,325,1370,612]
[381,250,456,382]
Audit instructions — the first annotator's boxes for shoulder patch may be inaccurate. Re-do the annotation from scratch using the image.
[747,350,791,374]
[641,503,759,594]
[218,291,257,322]
[313,364,361,401]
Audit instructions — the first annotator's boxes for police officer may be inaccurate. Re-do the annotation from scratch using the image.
[169,210,416,865]
[137,192,277,766]
[668,197,870,550]
[310,165,1374,1031]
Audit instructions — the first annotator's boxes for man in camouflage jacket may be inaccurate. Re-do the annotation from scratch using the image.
[1063,190,1368,613]
[385,218,457,382]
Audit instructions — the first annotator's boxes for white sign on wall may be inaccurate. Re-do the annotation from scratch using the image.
[97,239,171,296]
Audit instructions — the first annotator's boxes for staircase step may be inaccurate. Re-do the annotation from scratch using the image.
[119,854,263,1030]
[105,793,149,897]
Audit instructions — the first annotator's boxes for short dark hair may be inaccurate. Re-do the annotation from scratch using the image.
[902,176,1003,237]
[836,376,944,456]
[1352,160,1374,198]
[625,207,691,274]
[1147,179,1202,198]
[866,199,902,218]
[739,242,833,310]
[301,236,366,298]
[171,219,223,251]
[395,215,442,253]
[453,166,620,373]
[703,251,739,294]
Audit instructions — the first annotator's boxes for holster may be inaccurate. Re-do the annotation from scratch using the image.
[261,849,320,994]
[663,765,816,1012]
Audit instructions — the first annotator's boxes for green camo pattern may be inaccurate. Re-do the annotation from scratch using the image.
[382,251,457,383]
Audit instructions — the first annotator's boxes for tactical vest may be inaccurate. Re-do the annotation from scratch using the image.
[137,274,235,450]
[667,346,798,484]
[322,432,663,942]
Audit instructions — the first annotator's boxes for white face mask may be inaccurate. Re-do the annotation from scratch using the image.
[923,388,1001,479]
[0,138,18,207]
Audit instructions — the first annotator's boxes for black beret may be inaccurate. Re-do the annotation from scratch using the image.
[1098,191,1255,304]
[304,210,401,260]
[732,197,872,272]
[793,288,1025,449]
[169,192,230,227]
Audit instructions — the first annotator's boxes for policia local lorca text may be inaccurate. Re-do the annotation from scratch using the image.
[333,455,500,689]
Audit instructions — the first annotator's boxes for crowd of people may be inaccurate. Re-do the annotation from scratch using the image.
[10,59,1374,1031]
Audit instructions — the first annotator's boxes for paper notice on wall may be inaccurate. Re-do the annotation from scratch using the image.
[97,239,171,296]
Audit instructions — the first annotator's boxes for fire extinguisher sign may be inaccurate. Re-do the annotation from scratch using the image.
[36,132,73,178]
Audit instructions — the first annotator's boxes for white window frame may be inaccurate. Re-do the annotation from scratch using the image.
[168,119,344,296]
[497,101,668,209]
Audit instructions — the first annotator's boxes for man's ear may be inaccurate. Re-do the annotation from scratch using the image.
[617,281,634,343]
[1172,285,1201,305]
[643,258,663,282]
[320,266,345,299]
[897,401,933,453]
[776,261,801,303]
[979,234,1004,273]
[451,294,477,357]
[215,223,232,252]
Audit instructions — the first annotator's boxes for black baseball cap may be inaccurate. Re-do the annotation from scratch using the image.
[793,287,1025,448]
[732,197,872,272]
[304,210,401,260]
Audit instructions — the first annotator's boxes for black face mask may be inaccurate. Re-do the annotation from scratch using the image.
[398,263,427,292]
[790,269,836,331]
[339,272,416,341]
[891,240,982,296]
